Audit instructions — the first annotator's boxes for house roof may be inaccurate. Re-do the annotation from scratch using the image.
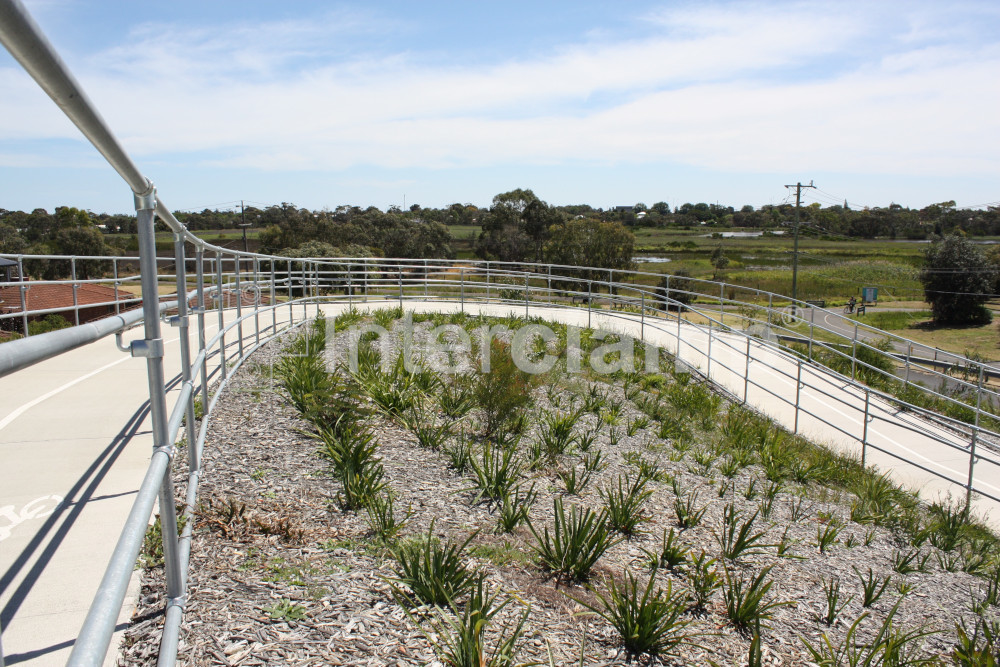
[0,282,125,314]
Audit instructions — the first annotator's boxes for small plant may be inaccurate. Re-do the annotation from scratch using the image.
[891,549,927,575]
[788,495,810,521]
[390,522,478,606]
[600,474,653,537]
[776,527,803,560]
[642,528,688,571]
[624,452,669,483]
[444,439,474,473]
[692,447,715,472]
[716,504,771,563]
[895,578,915,596]
[496,485,537,534]
[741,478,759,501]
[818,576,853,626]
[537,410,580,463]
[581,449,608,473]
[864,528,877,547]
[929,501,972,552]
[439,378,476,419]
[558,465,594,496]
[627,415,650,437]
[571,571,705,662]
[674,489,707,529]
[801,601,940,666]
[412,412,453,451]
[686,550,722,614]
[816,522,842,553]
[601,403,623,426]
[608,427,622,448]
[582,385,607,414]
[365,491,415,543]
[953,614,1000,667]
[722,565,789,634]
[757,495,775,520]
[468,443,524,504]
[937,551,962,573]
[577,427,598,452]
[263,598,308,622]
[402,574,532,667]
[854,566,892,608]
[718,456,742,479]
[528,497,621,581]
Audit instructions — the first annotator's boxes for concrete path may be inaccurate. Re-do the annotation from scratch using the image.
[0,305,296,666]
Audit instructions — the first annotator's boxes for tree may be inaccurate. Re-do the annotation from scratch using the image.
[543,218,635,281]
[919,235,994,324]
[710,245,729,279]
[475,189,553,262]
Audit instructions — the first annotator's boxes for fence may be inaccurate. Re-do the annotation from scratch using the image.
[2,0,999,664]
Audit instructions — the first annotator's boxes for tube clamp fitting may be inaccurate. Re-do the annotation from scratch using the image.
[130,338,164,358]
[133,180,156,211]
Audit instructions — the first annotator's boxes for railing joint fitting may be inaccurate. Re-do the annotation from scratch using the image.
[130,338,164,359]
[166,594,188,611]
[133,180,156,211]
[169,315,189,329]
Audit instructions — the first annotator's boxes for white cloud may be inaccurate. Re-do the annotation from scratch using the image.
[2,2,998,182]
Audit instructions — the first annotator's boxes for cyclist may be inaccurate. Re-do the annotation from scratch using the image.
[845,296,856,314]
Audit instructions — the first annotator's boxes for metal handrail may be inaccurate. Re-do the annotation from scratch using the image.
[3,0,999,665]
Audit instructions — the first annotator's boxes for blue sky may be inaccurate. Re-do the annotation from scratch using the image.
[1,0,999,215]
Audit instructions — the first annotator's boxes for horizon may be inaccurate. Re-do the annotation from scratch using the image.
[2,1,998,214]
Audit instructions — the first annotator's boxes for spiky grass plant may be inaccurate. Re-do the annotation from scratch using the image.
[817,522,842,553]
[642,528,688,571]
[854,566,892,608]
[401,574,532,667]
[528,497,620,581]
[674,489,707,529]
[390,522,478,607]
[557,466,594,496]
[537,409,580,464]
[365,491,414,543]
[440,376,476,419]
[686,550,722,614]
[496,486,537,534]
[818,576,853,626]
[716,505,772,562]
[722,565,790,633]
[474,339,536,438]
[801,601,940,667]
[571,571,705,662]
[600,473,653,537]
[468,443,524,505]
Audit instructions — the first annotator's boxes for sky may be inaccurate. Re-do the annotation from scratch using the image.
[1,0,999,215]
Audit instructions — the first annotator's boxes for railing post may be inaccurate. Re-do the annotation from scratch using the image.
[460,268,465,313]
[253,257,260,345]
[195,248,208,402]
[398,269,403,309]
[861,389,870,466]
[486,261,491,304]
[215,252,227,380]
[524,271,529,318]
[172,234,197,475]
[719,283,725,324]
[968,365,985,507]
[300,261,307,319]
[587,281,592,329]
[808,306,814,359]
[235,256,244,360]
[743,336,751,403]
[547,264,552,305]
[424,258,429,298]
[269,258,276,334]
[706,319,713,380]
[17,255,28,336]
[851,322,858,380]
[348,262,353,306]
[71,257,80,326]
[904,342,912,387]
[137,189,184,636]
[640,292,645,342]
[794,357,803,434]
[113,258,121,316]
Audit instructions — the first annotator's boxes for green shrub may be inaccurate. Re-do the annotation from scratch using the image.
[528,497,620,581]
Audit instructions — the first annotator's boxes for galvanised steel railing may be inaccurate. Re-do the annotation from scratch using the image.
[2,0,999,664]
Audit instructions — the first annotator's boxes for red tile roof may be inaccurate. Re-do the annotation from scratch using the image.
[0,282,127,314]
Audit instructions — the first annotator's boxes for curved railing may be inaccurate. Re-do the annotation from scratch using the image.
[2,0,998,664]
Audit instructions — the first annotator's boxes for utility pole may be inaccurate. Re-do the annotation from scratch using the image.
[784,180,816,308]
[239,200,249,252]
